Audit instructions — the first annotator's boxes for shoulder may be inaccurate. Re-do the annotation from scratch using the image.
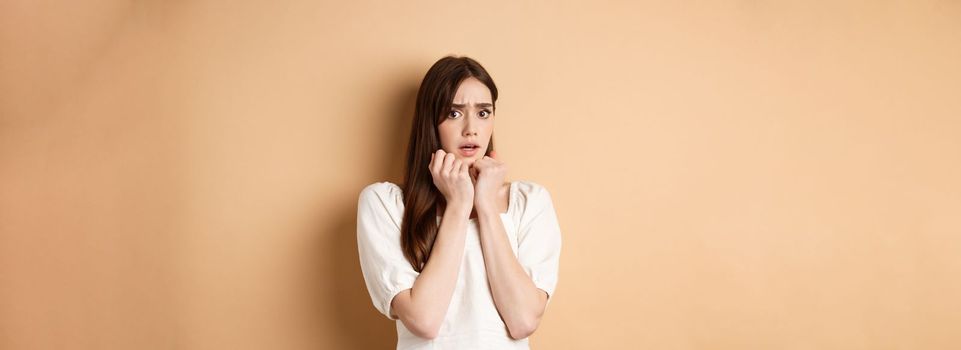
[359,181,403,200]
[511,180,554,214]
[358,181,405,219]
[513,180,548,195]
[512,180,551,200]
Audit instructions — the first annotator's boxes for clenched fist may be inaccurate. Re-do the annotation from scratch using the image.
[469,151,508,214]
[428,149,474,210]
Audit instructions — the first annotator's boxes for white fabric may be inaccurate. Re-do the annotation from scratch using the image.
[356,180,562,350]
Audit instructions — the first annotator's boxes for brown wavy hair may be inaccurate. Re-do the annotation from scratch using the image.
[400,56,498,272]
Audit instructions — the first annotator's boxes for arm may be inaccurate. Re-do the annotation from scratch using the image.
[391,150,475,339]
[391,203,471,339]
[476,209,549,340]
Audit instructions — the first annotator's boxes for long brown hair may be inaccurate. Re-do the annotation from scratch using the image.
[400,56,498,272]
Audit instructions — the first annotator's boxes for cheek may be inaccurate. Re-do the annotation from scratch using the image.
[437,124,455,148]
[481,124,494,141]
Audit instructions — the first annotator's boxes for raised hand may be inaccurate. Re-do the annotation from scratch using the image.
[428,149,474,211]
[470,151,507,214]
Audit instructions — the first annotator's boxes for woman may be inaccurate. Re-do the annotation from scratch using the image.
[357,55,562,349]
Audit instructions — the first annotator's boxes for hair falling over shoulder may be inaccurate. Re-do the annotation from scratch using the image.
[400,55,498,272]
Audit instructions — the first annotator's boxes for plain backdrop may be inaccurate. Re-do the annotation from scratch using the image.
[2,1,960,349]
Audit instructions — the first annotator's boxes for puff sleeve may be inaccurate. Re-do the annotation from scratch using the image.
[356,182,420,320]
[515,183,563,308]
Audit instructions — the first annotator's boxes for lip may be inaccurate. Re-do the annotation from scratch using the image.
[458,146,479,157]
[458,142,480,157]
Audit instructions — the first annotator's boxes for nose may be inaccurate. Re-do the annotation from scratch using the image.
[462,116,477,136]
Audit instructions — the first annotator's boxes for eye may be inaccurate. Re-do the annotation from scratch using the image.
[448,110,462,119]
[479,109,492,118]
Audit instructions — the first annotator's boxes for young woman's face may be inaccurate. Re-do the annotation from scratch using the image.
[438,77,494,167]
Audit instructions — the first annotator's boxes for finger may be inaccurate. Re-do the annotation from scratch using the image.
[490,150,498,159]
[476,157,492,169]
[442,152,455,173]
[431,150,445,173]
[440,153,456,172]
[450,159,462,178]
[461,164,476,182]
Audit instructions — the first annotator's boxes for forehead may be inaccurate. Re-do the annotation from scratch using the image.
[452,77,492,104]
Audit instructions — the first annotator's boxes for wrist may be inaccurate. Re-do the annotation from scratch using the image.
[474,201,498,215]
[444,202,473,217]
[476,210,502,223]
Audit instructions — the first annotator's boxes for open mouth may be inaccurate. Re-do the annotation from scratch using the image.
[459,144,480,155]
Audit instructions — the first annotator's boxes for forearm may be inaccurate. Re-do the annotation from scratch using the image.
[476,209,547,339]
[402,204,471,334]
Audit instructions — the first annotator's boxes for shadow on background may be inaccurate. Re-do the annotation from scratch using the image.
[316,75,419,349]
[324,208,397,349]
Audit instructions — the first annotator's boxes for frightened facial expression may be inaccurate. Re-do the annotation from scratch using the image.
[438,77,494,167]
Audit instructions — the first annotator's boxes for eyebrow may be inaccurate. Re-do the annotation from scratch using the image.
[451,103,494,109]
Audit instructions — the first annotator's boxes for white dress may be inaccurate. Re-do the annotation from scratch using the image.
[356,180,562,350]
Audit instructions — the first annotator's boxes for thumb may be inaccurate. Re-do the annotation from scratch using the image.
[489,150,498,159]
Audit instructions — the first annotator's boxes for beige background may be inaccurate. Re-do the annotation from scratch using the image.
[2,1,960,349]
